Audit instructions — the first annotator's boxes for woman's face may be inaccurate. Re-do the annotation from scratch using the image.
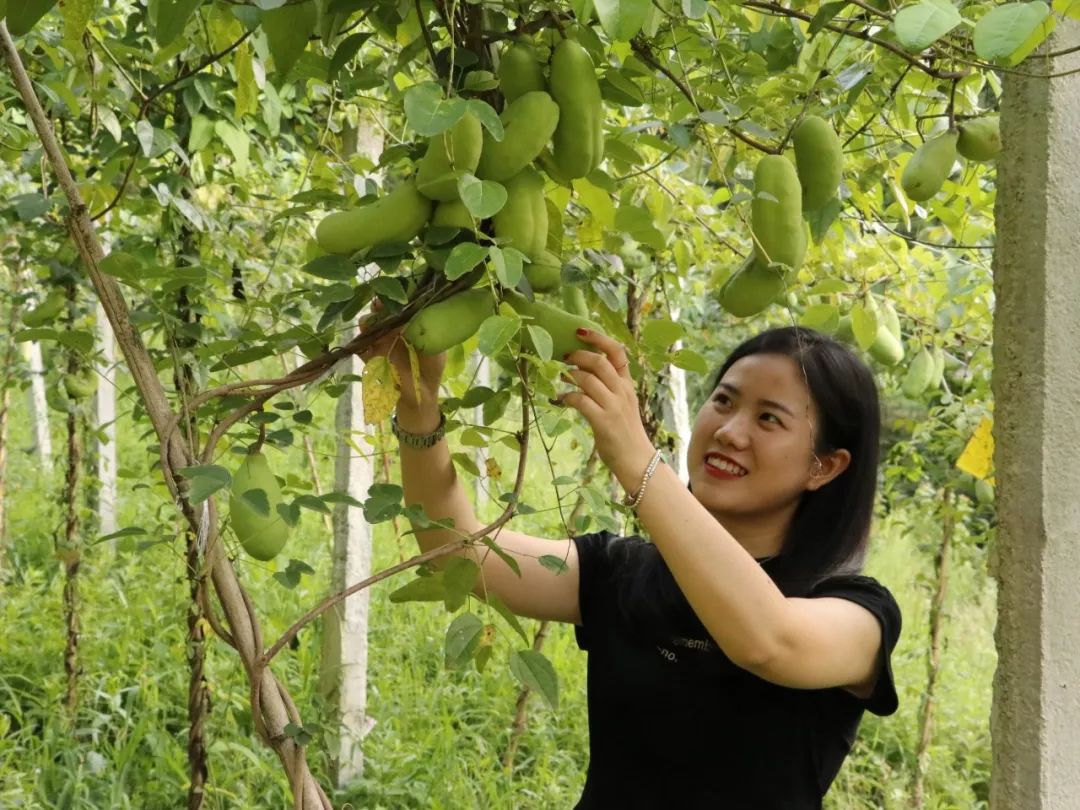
[687,353,845,521]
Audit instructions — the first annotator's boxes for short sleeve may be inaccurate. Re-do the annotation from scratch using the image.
[571,530,621,651]
[812,575,902,717]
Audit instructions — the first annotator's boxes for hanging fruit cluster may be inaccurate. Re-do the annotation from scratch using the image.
[901,116,1000,202]
[314,36,605,360]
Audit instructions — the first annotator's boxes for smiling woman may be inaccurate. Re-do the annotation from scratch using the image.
[363,320,901,810]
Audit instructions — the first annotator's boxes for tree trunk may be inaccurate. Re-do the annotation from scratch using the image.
[0,285,20,566]
[95,301,118,538]
[60,300,83,720]
[663,300,692,482]
[319,118,382,787]
[23,339,52,469]
[910,488,955,808]
[319,319,376,786]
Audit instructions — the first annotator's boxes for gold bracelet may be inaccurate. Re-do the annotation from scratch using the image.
[623,449,663,510]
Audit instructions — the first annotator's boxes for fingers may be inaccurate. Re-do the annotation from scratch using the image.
[562,367,614,404]
[565,331,632,392]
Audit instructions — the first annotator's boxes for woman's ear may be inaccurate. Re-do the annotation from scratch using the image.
[806,449,851,491]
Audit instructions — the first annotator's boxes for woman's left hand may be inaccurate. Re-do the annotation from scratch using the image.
[556,329,658,489]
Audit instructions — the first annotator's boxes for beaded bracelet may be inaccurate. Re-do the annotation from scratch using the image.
[623,449,663,510]
[391,411,446,449]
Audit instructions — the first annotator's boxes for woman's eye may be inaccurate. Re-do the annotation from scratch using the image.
[713,394,731,407]
[761,413,781,425]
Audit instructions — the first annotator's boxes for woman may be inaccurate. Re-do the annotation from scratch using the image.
[360,321,901,809]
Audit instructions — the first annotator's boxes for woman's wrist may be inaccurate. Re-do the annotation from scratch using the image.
[394,393,442,434]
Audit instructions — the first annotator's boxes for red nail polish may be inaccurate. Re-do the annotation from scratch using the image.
[576,328,589,336]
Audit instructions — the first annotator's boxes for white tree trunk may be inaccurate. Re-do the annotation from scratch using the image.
[320,320,375,785]
[665,303,692,482]
[23,340,52,469]
[319,117,381,786]
[95,301,118,537]
[472,350,491,517]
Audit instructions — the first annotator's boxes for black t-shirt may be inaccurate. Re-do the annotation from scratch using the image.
[571,531,901,810]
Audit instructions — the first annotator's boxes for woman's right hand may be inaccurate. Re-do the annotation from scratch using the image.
[357,300,446,410]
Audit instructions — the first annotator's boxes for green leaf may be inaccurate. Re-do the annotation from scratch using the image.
[478,315,520,356]
[600,69,645,106]
[466,99,504,141]
[463,69,499,92]
[293,494,331,514]
[972,2,1050,61]
[444,243,488,280]
[177,464,232,505]
[682,0,708,19]
[445,612,485,669]
[371,276,408,304]
[642,318,685,350]
[389,573,447,603]
[800,303,840,333]
[594,0,649,40]
[153,0,203,46]
[262,1,318,76]
[14,327,60,343]
[11,193,50,221]
[239,488,270,517]
[490,246,523,288]
[669,348,708,374]
[443,557,481,611]
[893,0,961,52]
[538,554,568,574]
[851,301,880,351]
[485,593,530,643]
[458,175,507,219]
[404,82,467,137]
[136,120,155,157]
[302,255,355,281]
[93,526,147,545]
[189,114,215,152]
[328,31,372,80]
[572,179,615,227]
[509,650,559,710]
[808,1,847,36]
[99,252,142,284]
[479,535,522,578]
[214,121,250,174]
[526,325,553,361]
[57,331,94,354]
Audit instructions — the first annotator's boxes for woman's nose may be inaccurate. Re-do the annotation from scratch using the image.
[714,415,750,450]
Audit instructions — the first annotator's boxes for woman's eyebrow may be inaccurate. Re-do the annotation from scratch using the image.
[717,382,796,418]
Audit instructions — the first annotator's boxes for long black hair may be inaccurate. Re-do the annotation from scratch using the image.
[609,326,882,637]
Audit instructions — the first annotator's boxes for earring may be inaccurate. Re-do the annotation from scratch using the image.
[811,456,824,476]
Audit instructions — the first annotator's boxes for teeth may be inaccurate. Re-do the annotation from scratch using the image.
[706,457,747,476]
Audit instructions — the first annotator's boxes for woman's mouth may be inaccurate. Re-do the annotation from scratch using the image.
[704,455,748,479]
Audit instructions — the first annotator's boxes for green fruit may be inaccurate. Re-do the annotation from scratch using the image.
[504,291,602,359]
[415,114,484,201]
[974,478,995,505]
[63,371,97,401]
[230,452,290,561]
[956,116,1001,162]
[498,43,546,102]
[537,149,576,186]
[476,91,560,182]
[618,240,649,270]
[431,199,476,231]
[792,115,843,210]
[868,325,904,366]
[549,38,604,180]
[403,289,493,354]
[23,291,66,327]
[493,168,547,258]
[316,180,433,255]
[524,250,562,292]
[881,300,901,342]
[901,131,958,202]
[901,348,936,398]
[930,347,946,390]
[561,284,589,318]
[752,155,806,277]
[717,257,787,318]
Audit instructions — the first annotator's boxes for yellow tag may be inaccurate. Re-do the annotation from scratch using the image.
[956,415,994,481]
[361,356,400,425]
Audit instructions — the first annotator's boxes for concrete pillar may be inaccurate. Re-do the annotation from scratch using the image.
[664,301,691,482]
[22,339,51,469]
[991,21,1080,809]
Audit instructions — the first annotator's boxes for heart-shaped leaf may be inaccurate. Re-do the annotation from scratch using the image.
[894,0,961,52]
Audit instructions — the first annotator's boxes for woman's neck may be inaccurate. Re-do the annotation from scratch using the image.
[709,504,796,561]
